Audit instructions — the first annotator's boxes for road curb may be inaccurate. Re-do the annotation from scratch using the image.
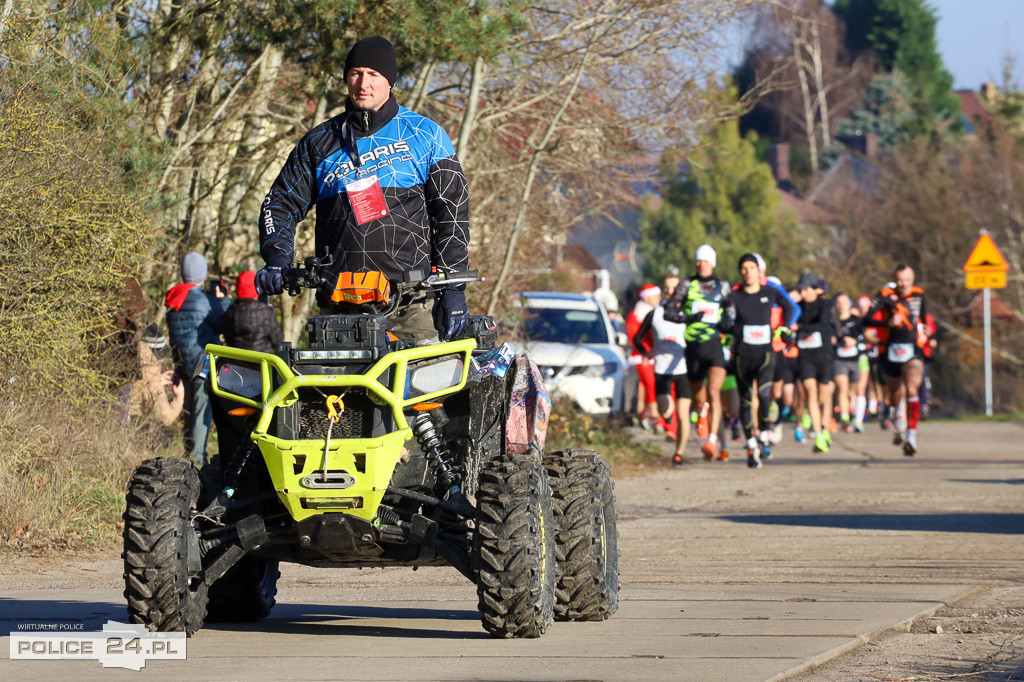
[766,585,984,681]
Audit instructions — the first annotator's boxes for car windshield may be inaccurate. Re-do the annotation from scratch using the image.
[521,306,609,344]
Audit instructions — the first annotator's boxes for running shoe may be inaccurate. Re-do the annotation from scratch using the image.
[800,413,812,430]
[701,438,718,461]
[716,449,730,462]
[746,438,762,469]
[672,453,684,468]
[828,417,838,433]
[841,419,853,434]
[794,426,806,443]
[759,431,773,460]
[823,430,832,446]
[771,422,784,444]
[696,402,710,439]
[730,418,742,441]
[640,417,655,433]
[881,417,893,432]
[654,421,666,436]
[852,421,865,433]
[812,432,830,453]
[892,418,904,446]
[903,430,918,457]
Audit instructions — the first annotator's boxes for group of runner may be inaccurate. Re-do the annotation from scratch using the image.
[628,245,935,470]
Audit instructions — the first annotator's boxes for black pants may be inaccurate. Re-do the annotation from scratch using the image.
[735,350,775,440]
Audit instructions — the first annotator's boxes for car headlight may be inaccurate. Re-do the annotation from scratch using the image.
[407,356,465,398]
[571,362,619,380]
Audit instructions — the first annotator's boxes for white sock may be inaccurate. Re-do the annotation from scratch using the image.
[854,396,867,423]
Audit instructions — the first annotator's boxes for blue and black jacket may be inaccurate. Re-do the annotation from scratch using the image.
[259,95,470,284]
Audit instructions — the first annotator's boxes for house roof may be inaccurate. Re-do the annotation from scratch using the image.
[807,152,881,209]
[964,293,1022,325]
[776,188,835,225]
[956,90,996,135]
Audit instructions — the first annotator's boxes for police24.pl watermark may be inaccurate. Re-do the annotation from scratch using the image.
[10,620,186,671]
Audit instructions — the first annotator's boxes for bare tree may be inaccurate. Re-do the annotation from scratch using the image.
[9,0,762,331]
[739,0,874,179]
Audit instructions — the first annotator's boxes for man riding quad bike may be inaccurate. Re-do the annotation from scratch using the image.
[122,257,619,638]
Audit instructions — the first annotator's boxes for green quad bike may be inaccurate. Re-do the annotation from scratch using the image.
[122,257,619,638]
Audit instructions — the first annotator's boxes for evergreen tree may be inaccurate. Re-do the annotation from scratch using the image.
[833,0,960,127]
[830,70,916,152]
[639,115,797,282]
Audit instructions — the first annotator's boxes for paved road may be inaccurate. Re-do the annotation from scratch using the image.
[2,419,1022,680]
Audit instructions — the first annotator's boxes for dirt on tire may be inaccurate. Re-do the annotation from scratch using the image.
[472,449,556,638]
[122,457,208,635]
[545,448,620,621]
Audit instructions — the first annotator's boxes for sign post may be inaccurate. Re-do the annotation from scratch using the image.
[962,231,1009,417]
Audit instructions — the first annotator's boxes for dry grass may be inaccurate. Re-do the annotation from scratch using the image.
[0,376,179,549]
[545,399,665,476]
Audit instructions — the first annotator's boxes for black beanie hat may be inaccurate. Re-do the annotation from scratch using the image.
[344,36,398,87]
[796,271,820,291]
[737,253,759,271]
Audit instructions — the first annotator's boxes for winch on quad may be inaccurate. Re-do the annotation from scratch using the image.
[122,255,619,638]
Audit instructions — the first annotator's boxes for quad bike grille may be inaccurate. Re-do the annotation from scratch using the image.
[298,391,375,439]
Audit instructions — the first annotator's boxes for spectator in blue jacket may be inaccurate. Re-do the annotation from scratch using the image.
[165,252,231,466]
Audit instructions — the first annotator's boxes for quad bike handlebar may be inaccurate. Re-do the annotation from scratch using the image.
[281,254,481,316]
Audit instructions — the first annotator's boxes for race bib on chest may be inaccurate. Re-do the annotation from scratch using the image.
[742,324,771,346]
[345,175,389,225]
[797,331,823,349]
[837,344,859,358]
[887,342,914,363]
[691,301,720,322]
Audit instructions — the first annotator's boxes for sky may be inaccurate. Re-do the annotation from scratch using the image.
[930,0,1024,90]
[722,1,1024,92]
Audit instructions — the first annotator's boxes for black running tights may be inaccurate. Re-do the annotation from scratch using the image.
[736,350,776,440]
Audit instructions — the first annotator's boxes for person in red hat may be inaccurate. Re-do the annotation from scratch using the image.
[221,270,284,353]
[626,284,663,433]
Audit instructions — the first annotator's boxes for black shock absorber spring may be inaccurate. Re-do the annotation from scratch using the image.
[411,409,461,493]
[224,443,258,498]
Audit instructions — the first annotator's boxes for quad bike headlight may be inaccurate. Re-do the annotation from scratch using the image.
[215,362,263,399]
[407,356,465,398]
[295,349,375,361]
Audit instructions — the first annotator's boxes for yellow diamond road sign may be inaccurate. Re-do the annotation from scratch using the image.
[962,233,1008,273]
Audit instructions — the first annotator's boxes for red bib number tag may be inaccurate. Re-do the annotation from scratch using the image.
[887,342,914,363]
[837,344,859,358]
[743,324,771,345]
[346,175,389,225]
[797,331,823,349]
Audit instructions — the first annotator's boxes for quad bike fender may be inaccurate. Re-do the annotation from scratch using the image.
[505,354,552,455]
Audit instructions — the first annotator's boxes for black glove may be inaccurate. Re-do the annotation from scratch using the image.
[255,258,288,296]
[662,306,686,324]
[665,306,704,325]
[683,312,705,324]
[433,287,469,341]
